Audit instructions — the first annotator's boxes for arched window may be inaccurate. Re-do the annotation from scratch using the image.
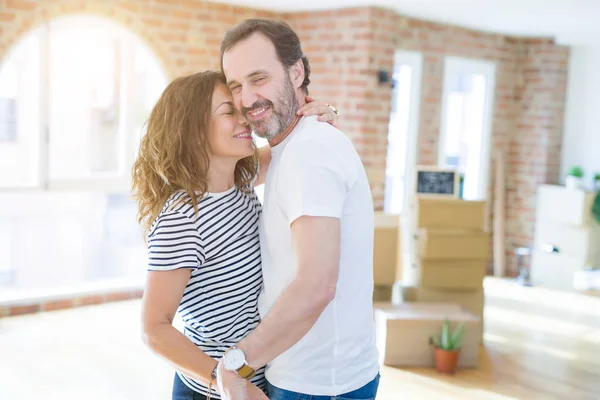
[0,15,168,290]
[0,14,168,189]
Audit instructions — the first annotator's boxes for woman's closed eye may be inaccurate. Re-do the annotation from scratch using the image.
[225,108,240,116]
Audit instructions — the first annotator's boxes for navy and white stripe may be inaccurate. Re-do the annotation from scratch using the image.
[147,186,264,397]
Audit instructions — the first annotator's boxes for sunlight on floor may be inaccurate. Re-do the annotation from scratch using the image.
[484,333,578,361]
[484,278,600,317]
[1,278,599,400]
[484,306,600,342]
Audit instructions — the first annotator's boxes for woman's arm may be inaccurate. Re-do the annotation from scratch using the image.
[297,95,339,127]
[141,268,217,385]
[254,96,339,187]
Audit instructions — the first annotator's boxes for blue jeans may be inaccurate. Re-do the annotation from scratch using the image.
[267,373,380,400]
[172,373,208,400]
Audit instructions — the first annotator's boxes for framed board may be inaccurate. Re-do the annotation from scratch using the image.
[414,166,459,198]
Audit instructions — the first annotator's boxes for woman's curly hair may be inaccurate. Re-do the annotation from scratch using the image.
[131,70,258,235]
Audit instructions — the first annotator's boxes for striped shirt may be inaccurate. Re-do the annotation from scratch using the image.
[147,186,264,397]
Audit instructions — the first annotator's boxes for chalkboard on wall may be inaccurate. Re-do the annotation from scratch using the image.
[414,166,459,198]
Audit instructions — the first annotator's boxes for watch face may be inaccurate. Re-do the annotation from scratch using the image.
[224,348,245,371]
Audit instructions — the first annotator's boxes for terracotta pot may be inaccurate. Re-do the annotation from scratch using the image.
[434,347,460,374]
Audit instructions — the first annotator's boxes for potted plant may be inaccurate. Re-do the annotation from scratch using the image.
[429,318,466,375]
[566,166,585,190]
[594,173,600,191]
[593,191,600,224]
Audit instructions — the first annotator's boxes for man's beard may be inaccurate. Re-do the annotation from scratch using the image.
[242,76,298,140]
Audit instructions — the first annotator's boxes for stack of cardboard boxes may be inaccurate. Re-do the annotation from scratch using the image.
[531,184,600,290]
[399,197,489,324]
[371,197,488,369]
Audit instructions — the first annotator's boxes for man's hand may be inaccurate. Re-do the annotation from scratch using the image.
[216,359,267,400]
[247,382,269,400]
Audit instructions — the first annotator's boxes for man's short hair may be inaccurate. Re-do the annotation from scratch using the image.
[220,19,311,94]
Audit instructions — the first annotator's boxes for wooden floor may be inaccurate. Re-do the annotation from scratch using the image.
[377,279,600,400]
[0,278,599,400]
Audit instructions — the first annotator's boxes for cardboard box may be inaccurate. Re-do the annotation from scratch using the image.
[404,258,486,290]
[400,286,485,318]
[373,213,400,285]
[409,197,487,231]
[374,302,481,368]
[373,284,393,303]
[415,229,490,261]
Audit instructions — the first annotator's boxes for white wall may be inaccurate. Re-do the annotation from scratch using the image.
[561,45,600,189]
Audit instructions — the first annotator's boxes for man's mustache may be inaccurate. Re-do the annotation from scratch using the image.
[242,100,274,118]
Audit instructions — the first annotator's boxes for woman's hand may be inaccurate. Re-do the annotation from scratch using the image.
[297,95,339,127]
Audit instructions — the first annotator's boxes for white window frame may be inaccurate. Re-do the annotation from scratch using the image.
[438,56,496,200]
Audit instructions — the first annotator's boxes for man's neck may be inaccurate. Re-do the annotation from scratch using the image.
[268,91,306,148]
[268,114,301,148]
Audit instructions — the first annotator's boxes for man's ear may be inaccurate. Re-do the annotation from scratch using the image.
[289,59,305,90]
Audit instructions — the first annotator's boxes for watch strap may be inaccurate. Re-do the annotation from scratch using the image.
[237,364,256,380]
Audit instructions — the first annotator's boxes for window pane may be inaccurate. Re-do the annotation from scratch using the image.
[48,18,123,179]
[440,58,494,201]
[0,30,42,187]
[0,216,14,284]
[131,44,170,160]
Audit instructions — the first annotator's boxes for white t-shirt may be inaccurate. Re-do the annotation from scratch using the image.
[258,116,380,395]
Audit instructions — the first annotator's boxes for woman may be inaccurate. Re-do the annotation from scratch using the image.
[131,70,339,400]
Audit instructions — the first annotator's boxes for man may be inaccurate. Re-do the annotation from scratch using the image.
[216,19,380,400]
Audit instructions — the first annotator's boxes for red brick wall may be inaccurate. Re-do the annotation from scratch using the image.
[0,289,143,317]
[507,39,569,267]
[0,0,570,280]
[0,0,281,79]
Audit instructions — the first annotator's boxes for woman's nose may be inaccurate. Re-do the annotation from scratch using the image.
[237,110,248,126]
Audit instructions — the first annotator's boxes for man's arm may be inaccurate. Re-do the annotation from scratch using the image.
[217,137,352,399]
[237,215,340,369]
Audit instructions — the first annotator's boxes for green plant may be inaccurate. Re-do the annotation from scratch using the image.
[592,191,600,224]
[429,318,466,351]
[594,173,600,182]
[567,166,584,178]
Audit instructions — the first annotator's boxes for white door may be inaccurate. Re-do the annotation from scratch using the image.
[384,50,423,214]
